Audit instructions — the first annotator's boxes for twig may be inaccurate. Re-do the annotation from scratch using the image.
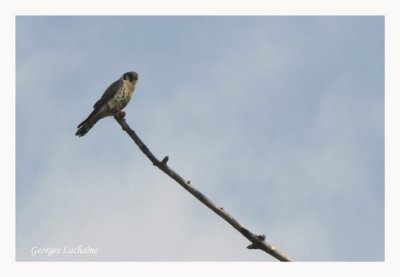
[114,114,292,262]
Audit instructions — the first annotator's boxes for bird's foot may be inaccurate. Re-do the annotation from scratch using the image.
[114,110,126,120]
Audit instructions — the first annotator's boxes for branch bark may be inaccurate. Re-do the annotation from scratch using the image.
[114,114,292,262]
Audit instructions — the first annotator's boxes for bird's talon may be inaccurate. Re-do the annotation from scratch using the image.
[114,110,126,120]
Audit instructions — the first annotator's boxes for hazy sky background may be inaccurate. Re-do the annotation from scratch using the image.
[16,16,384,261]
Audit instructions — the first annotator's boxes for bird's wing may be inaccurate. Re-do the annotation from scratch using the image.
[93,79,123,109]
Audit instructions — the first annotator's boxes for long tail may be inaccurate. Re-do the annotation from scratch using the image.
[75,110,101,137]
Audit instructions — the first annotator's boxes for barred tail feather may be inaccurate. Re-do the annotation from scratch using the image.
[75,120,97,137]
[75,110,101,137]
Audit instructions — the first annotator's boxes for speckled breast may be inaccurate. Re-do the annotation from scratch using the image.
[108,81,134,111]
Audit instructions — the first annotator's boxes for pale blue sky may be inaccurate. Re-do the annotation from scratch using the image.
[16,16,384,261]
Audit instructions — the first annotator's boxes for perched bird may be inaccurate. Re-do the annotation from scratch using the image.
[75,71,138,137]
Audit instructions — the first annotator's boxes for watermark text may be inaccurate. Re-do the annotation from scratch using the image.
[31,245,98,257]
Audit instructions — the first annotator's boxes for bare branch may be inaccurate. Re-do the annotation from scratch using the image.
[114,114,292,262]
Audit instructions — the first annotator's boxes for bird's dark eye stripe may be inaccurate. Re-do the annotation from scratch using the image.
[122,72,138,81]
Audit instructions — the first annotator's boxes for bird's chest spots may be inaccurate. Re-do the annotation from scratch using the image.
[108,82,134,110]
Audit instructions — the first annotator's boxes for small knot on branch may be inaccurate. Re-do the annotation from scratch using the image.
[257,234,266,241]
[161,156,169,165]
[247,234,267,250]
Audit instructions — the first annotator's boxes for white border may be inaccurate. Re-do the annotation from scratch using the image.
[2,0,399,276]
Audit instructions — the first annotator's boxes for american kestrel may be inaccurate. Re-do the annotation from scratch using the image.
[75,71,138,137]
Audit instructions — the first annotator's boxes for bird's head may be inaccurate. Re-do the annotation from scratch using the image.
[121,71,138,84]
